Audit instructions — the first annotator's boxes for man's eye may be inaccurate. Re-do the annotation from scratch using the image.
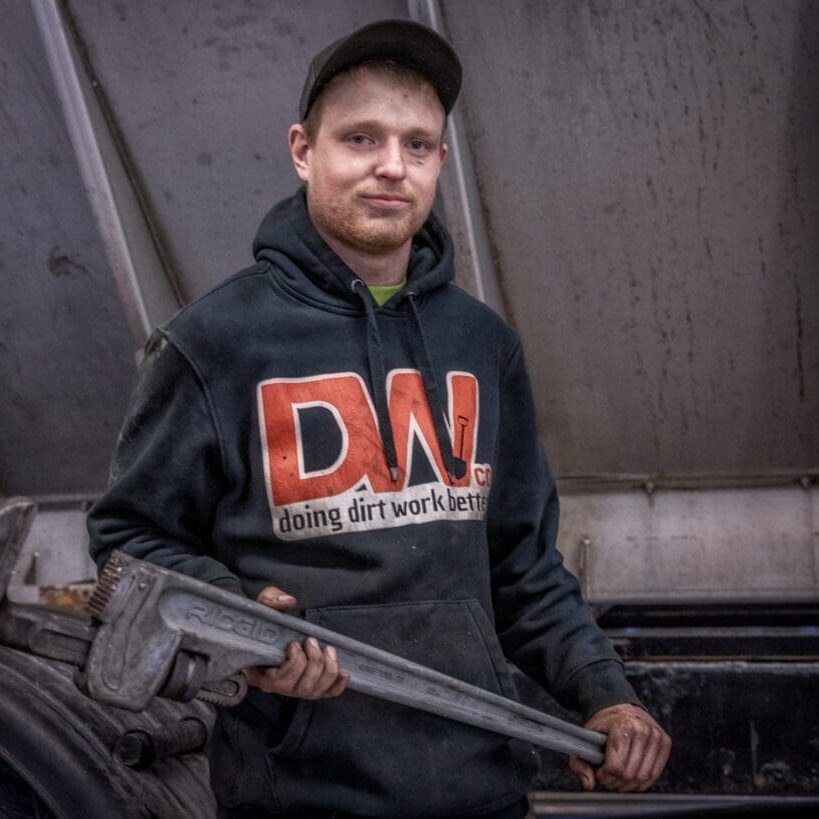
[408,140,430,152]
[349,134,373,145]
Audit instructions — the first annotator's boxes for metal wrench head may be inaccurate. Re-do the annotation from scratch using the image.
[84,551,290,710]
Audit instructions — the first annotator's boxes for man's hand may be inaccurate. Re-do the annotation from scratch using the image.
[568,703,671,793]
[243,586,350,699]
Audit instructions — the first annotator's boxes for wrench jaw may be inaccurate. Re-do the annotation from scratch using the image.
[83,552,257,711]
[82,555,182,711]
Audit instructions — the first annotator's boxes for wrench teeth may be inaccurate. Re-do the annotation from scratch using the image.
[87,551,130,620]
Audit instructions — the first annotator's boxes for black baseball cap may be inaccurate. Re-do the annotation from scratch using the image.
[299,19,462,120]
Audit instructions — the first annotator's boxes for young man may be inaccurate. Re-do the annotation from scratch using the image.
[88,19,670,819]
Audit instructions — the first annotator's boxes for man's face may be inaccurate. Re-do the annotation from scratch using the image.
[289,68,447,255]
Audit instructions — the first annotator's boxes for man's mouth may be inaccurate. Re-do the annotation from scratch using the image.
[361,194,412,210]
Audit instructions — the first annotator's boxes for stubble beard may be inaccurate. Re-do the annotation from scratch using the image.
[309,193,422,254]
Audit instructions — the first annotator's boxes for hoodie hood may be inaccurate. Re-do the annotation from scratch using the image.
[252,187,466,483]
[252,187,454,307]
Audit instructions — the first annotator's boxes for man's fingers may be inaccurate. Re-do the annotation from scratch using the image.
[242,639,348,701]
[323,670,350,699]
[585,704,672,793]
[617,721,656,792]
[243,642,304,694]
[242,666,266,690]
[256,585,297,610]
[598,723,633,790]
[273,641,308,690]
[309,645,347,698]
[567,755,596,792]
[619,720,671,792]
[293,637,326,697]
[640,730,673,792]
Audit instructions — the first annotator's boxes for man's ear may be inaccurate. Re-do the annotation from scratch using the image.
[439,142,448,166]
[289,123,311,182]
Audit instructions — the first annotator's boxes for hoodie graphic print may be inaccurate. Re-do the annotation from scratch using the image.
[257,367,492,540]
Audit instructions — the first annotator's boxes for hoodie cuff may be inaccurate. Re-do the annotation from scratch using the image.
[568,659,645,722]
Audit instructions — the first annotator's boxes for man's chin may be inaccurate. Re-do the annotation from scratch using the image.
[344,219,418,252]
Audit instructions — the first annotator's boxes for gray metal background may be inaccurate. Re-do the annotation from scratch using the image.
[1,0,817,600]
[0,0,135,496]
[443,0,819,480]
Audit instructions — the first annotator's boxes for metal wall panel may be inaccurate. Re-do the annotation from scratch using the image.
[559,485,819,603]
[67,0,407,300]
[0,0,136,495]
[443,0,819,479]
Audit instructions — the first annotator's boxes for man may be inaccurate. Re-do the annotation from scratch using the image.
[88,19,670,819]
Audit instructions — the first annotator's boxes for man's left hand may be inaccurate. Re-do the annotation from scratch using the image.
[568,703,671,792]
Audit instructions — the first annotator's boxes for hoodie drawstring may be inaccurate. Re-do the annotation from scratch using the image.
[406,292,467,483]
[352,279,400,481]
[351,277,467,485]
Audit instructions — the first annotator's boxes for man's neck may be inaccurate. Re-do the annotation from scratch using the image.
[314,225,411,286]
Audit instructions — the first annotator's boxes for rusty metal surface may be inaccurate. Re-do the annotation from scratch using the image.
[442,0,819,479]
[39,583,94,611]
[0,2,136,496]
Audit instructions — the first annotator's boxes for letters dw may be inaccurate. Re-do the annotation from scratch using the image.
[257,369,492,540]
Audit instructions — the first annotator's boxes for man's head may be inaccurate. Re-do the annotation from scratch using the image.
[288,20,461,258]
[297,19,461,126]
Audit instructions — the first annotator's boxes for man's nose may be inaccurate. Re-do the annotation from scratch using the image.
[374,139,406,180]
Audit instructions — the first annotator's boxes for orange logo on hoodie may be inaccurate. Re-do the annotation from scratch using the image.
[257,370,480,507]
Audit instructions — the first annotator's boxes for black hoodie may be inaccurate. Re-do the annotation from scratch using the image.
[88,188,639,817]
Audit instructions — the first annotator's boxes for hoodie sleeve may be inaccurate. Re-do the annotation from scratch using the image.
[87,330,243,595]
[487,337,641,720]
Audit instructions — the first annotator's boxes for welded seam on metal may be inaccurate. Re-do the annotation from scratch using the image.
[556,468,819,494]
[407,0,507,319]
[32,0,180,348]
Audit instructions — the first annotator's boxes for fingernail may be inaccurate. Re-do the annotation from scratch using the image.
[277,594,296,604]
[307,637,319,650]
[326,645,337,661]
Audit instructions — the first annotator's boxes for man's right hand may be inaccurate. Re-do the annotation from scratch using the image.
[243,586,350,700]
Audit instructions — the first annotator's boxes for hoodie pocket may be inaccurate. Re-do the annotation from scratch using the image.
[269,599,537,817]
[210,686,310,810]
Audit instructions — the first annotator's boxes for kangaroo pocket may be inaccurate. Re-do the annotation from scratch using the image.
[271,599,536,817]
